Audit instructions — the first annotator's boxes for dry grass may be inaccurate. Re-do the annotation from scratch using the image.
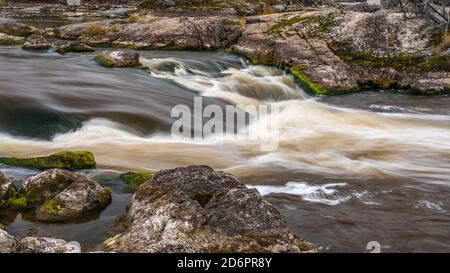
[110,24,121,32]
[128,13,140,23]
[83,24,109,36]
[437,32,450,52]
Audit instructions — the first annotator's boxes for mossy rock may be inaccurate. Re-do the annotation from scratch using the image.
[120,171,158,193]
[0,151,96,171]
[266,12,341,36]
[94,49,141,68]
[23,169,112,223]
[0,33,25,46]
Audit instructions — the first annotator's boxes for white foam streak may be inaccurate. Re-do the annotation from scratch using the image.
[250,182,349,205]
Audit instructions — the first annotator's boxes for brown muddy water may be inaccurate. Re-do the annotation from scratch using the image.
[0,36,450,252]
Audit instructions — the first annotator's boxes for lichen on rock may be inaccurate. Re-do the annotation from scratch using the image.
[0,172,16,209]
[0,229,15,253]
[102,165,316,253]
[14,237,82,253]
[0,151,96,171]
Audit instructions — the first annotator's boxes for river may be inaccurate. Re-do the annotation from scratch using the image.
[0,35,450,252]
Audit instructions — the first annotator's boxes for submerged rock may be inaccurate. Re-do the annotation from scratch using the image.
[14,237,81,253]
[94,49,140,68]
[0,18,38,37]
[22,34,51,50]
[21,169,111,222]
[0,229,14,253]
[0,151,96,171]
[56,41,94,54]
[119,171,157,193]
[0,172,16,208]
[102,166,316,253]
[0,33,26,46]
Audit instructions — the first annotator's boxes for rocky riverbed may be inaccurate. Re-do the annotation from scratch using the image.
[1,2,448,95]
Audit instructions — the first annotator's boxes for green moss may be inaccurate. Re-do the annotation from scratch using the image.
[42,199,66,214]
[120,171,157,193]
[289,66,328,95]
[101,187,113,203]
[329,42,450,73]
[94,55,115,67]
[8,195,27,208]
[0,37,25,46]
[0,151,96,171]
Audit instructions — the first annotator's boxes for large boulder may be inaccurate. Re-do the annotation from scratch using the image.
[21,169,111,222]
[94,49,140,68]
[0,18,38,37]
[22,34,51,50]
[0,172,16,209]
[56,16,241,50]
[0,151,96,171]
[102,166,316,253]
[14,237,81,253]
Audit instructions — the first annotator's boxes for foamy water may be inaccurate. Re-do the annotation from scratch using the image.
[1,48,450,252]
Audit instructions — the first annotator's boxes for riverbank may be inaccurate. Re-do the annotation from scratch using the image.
[2,2,448,95]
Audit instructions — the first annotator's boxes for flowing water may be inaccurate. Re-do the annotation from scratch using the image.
[0,44,450,252]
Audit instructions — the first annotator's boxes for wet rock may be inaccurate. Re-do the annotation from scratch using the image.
[0,33,26,46]
[14,237,81,253]
[56,41,94,53]
[102,166,316,253]
[22,34,51,50]
[0,229,14,253]
[94,49,140,68]
[21,169,111,222]
[56,16,241,50]
[232,8,450,95]
[0,151,96,171]
[0,18,38,37]
[0,172,16,209]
